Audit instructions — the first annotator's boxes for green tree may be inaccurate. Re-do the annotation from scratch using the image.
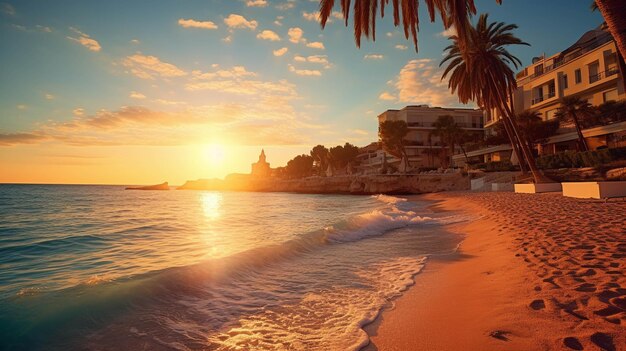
[555,96,594,151]
[286,154,314,178]
[441,14,550,183]
[431,115,460,167]
[378,120,409,165]
[328,143,360,171]
[595,100,626,125]
[310,144,329,175]
[515,111,560,154]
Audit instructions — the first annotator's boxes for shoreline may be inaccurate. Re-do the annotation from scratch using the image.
[364,192,625,350]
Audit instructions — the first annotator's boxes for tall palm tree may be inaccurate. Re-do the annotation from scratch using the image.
[555,97,594,152]
[593,1,626,61]
[318,0,501,51]
[440,14,550,183]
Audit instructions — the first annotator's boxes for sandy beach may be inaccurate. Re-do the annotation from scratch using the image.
[366,191,626,351]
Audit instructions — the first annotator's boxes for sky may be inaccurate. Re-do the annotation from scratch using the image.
[0,0,604,185]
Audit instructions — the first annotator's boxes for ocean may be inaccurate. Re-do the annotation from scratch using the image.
[0,184,465,350]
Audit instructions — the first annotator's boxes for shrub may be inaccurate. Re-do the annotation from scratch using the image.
[473,161,517,172]
[536,146,626,169]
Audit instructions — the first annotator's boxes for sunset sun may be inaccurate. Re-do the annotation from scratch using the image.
[1,1,624,350]
[204,144,226,165]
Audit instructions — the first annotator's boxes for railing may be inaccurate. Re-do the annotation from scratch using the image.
[589,68,619,84]
[516,34,612,85]
[407,122,483,129]
[531,91,556,105]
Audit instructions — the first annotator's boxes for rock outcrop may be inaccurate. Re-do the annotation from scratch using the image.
[178,174,469,195]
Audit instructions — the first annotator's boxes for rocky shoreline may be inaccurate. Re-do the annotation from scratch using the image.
[177,173,470,195]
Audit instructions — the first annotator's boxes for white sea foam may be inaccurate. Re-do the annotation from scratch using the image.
[372,194,407,204]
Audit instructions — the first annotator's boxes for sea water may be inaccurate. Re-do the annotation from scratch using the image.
[0,185,464,350]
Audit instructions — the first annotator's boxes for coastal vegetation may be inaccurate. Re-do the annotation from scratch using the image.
[430,115,463,167]
[275,143,361,179]
[440,14,549,182]
[378,120,409,164]
[514,110,560,155]
[555,96,595,152]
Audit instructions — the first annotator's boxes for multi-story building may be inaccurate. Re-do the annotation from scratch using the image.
[358,105,484,173]
[464,26,626,166]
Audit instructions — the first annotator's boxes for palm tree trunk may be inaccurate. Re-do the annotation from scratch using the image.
[504,110,552,183]
[502,116,528,173]
[486,74,550,183]
[571,112,590,151]
[460,143,470,165]
[596,0,626,61]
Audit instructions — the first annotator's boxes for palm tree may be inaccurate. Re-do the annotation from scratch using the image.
[555,97,594,152]
[440,14,550,183]
[592,1,626,61]
[318,0,502,51]
[431,115,460,167]
[515,110,542,152]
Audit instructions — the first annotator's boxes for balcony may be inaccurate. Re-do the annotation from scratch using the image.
[589,68,619,84]
[407,122,483,129]
[531,91,556,105]
[516,33,613,86]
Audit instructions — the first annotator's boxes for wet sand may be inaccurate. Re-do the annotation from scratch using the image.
[365,191,626,351]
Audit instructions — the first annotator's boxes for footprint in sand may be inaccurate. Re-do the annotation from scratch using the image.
[529,299,545,310]
[563,337,584,350]
[590,332,616,351]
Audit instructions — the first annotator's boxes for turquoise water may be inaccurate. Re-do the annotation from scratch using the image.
[0,185,463,350]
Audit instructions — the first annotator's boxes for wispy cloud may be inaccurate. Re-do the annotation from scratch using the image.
[364,54,383,60]
[122,53,187,80]
[302,10,342,22]
[437,26,457,38]
[378,92,396,101]
[1,2,15,16]
[246,0,268,7]
[276,0,296,10]
[224,14,258,30]
[257,29,280,41]
[130,91,146,99]
[67,27,101,52]
[44,93,55,100]
[386,59,469,107]
[186,66,297,97]
[178,18,218,30]
[0,133,47,146]
[306,41,324,50]
[293,55,329,66]
[288,64,321,76]
[288,27,304,43]
[395,45,408,50]
[302,11,320,22]
[273,47,288,56]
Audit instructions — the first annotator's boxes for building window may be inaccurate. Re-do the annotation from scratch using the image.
[575,69,582,84]
[603,89,618,102]
[545,109,557,121]
[562,74,568,89]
